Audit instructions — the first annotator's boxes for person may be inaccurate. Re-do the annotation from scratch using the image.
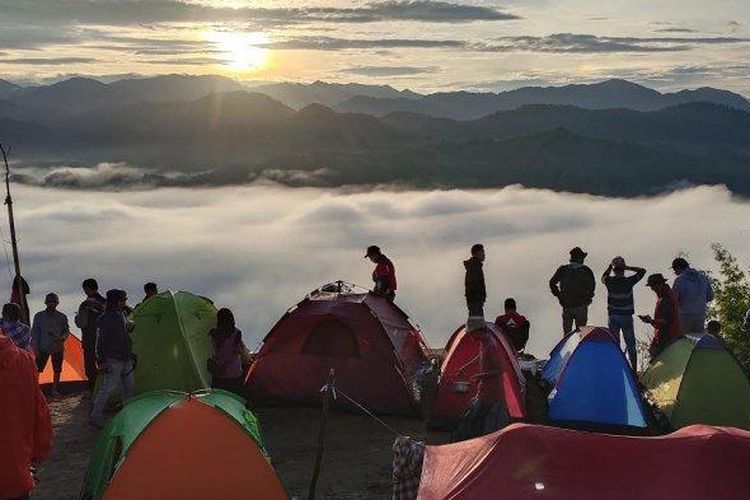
[10,275,30,325]
[452,317,509,441]
[464,244,487,317]
[672,258,713,335]
[365,246,397,301]
[90,289,135,428]
[494,298,531,353]
[549,247,596,334]
[639,274,681,360]
[0,329,52,500]
[75,278,106,392]
[142,282,158,303]
[208,308,246,395]
[706,320,721,338]
[31,293,70,398]
[1,302,31,352]
[601,257,646,369]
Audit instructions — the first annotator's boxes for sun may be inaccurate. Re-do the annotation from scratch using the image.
[206,31,270,72]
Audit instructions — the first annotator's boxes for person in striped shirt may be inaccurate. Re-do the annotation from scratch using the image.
[602,257,646,370]
[1,302,31,352]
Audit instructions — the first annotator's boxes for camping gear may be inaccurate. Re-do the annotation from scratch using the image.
[39,334,86,388]
[80,390,286,500]
[129,291,217,394]
[246,282,430,415]
[542,326,648,430]
[642,333,750,430]
[417,422,750,500]
[431,322,525,428]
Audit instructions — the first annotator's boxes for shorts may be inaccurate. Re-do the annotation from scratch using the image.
[37,350,64,374]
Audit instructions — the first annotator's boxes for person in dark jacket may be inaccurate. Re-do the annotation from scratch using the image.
[208,308,246,395]
[464,244,487,317]
[365,245,397,301]
[90,289,135,428]
[549,247,596,335]
[75,278,106,392]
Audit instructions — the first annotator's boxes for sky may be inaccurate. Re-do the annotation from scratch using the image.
[8,183,750,368]
[1,0,749,94]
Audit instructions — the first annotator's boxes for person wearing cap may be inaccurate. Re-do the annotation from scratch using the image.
[601,257,646,369]
[671,258,713,335]
[549,247,596,335]
[365,245,397,301]
[453,317,509,441]
[90,289,135,428]
[639,274,681,360]
[464,244,487,317]
[31,293,70,398]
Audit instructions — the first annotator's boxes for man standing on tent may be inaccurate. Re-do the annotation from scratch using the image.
[549,247,596,334]
[453,317,509,441]
[495,298,531,353]
[672,258,713,335]
[365,245,397,301]
[640,274,681,360]
[0,329,52,500]
[76,278,106,392]
[31,293,70,398]
[90,289,135,428]
[464,244,487,317]
[141,282,158,304]
[1,302,31,352]
[602,257,646,369]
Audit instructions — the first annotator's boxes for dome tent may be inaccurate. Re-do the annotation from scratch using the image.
[39,334,86,388]
[642,333,750,430]
[543,326,648,430]
[431,322,525,428]
[80,390,286,499]
[246,282,430,415]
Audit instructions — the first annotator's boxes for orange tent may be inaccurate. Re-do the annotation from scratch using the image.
[39,334,86,386]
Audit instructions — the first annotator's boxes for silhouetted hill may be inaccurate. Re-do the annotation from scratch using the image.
[0,79,21,99]
[247,80,421,109]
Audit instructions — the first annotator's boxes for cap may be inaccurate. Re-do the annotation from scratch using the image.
[570,247,588,258]
[45,293,59,304]
[646,273,668,287]
[364,245,381,258]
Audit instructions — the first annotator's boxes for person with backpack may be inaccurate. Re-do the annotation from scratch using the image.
[494,298,531,353]
[208,308,246,395]
[464,244,487,317]
[76,278,106,392]
[549,247,596,335]
[365,246,397,301]
[601,257,646,369]
[31,293,70,398]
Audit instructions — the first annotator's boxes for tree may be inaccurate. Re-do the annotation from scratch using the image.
[708,243,750,369]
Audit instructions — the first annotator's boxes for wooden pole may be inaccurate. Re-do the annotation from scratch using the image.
[0,142,28,325]
[308,368,335,500]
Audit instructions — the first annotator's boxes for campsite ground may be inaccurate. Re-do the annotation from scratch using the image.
[35,393,449,499]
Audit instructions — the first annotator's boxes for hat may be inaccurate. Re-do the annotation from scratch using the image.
[646,273,668,287]
[364,245,381,258]
[570,247,587,259]
[45,293,59,304]
[466,316,486,334]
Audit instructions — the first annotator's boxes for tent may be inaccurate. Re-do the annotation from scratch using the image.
[129,291,217,394]
[417,422,750,500]
[39,334,86,387]
[431,322,525,427]
[542,326,647,429]
[642,333,750,430]
[80,390,286,500]
[246,282,430,414]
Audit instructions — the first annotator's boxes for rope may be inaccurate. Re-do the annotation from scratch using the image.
[327,384,404,438]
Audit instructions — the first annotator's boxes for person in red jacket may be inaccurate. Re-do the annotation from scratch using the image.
[639,273,682,360]
[0,330,52,500]
[365,245,397,301]
[495,298,531,353]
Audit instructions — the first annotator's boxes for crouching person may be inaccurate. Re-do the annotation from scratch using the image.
[452,317,509,442]
[90,289,135,428]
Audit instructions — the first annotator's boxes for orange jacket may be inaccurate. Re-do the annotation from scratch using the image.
[0,333,52,498]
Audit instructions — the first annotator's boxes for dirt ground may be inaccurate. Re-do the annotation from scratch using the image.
[34,392,449,499]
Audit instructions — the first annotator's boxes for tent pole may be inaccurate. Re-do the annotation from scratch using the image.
[308,368,335,500]
[0,141,27,325]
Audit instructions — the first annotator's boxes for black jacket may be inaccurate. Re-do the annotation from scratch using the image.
[549,263,596,308]
[464,257,487,303]
[96,308,132,362]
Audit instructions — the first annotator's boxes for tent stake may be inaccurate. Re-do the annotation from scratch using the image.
[308,368,335,500]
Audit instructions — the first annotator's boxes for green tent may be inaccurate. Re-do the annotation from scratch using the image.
[131,291,217,394]
[81,390,286,499]
[642,334,750,430]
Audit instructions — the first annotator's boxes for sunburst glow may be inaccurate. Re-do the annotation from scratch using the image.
[206,31,270,71]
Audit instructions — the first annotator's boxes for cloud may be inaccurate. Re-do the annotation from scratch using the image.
[268,36,465,51]
[728,21,742,33]
[0,57,96,66]
[654,28,698,33]
[338,65,441,77]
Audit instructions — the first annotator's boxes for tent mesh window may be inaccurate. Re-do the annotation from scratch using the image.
[301,318,360,358]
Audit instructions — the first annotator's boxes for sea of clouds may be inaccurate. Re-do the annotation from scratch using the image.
[7,183,749,360]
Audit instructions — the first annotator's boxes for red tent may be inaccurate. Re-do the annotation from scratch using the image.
[245,283,430,414]
[431,322,525,427]
[418,423,750,499]
[39,334,86,386]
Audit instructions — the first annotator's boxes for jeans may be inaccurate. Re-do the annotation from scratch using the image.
[467,301,485,318]
[82,329,98,391]
[609,314,637,369]
[91,359,134,420]
[680,313,706,336]
[562,305,588,334]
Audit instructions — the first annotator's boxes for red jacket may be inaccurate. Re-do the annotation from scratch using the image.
[0,333,52,498]
[654,287,681,344]
[373,255,397,293]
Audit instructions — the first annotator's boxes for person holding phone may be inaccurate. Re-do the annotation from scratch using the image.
[639,274,681,361]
